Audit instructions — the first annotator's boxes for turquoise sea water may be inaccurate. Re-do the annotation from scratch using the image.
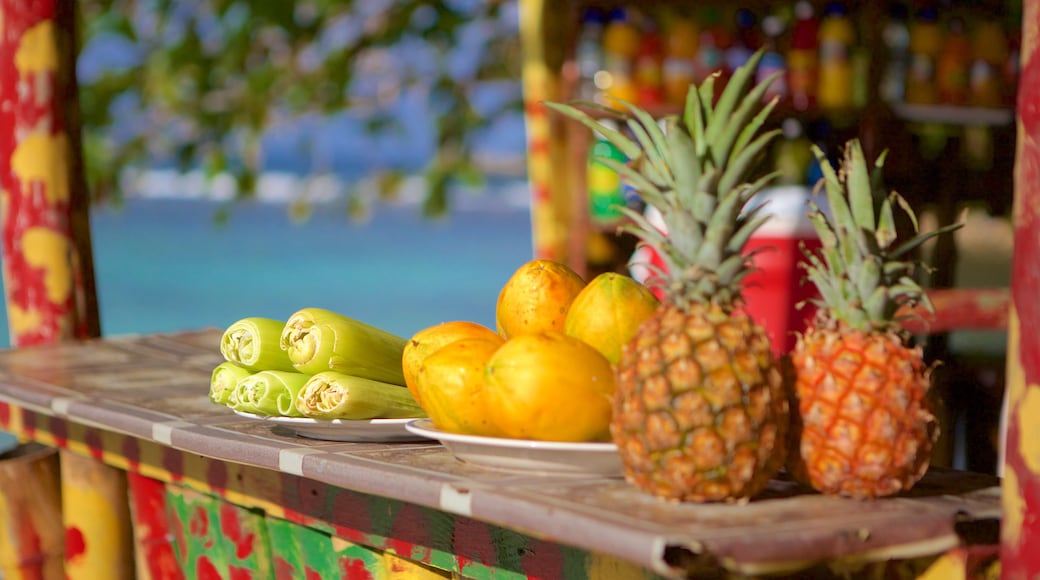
[0,184,535,348]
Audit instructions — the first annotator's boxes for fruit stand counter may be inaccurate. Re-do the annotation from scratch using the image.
[0,329,1003,579]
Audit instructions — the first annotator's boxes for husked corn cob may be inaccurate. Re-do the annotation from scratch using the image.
[210,361,251,405]
[230,370,311,417]
[221,317,296,372]
[296,371,426,420]
[280,307,407,385]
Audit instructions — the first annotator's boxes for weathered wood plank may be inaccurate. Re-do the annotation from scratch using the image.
[1002,0,1040,574]
[0,443,64,580]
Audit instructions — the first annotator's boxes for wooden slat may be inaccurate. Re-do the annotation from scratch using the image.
[900,288,1010,334]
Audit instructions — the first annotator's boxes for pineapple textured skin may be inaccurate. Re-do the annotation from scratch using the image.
[548,51,789,503]
[784,139,958,500]
[612,303,788,502]
[787,321,938,499]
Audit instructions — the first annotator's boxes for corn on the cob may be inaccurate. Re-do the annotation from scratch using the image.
[280,307,407,385]
[220,317,296,372]
[296,371,426,420]
[210,361,252,405]
[230,370,311,417]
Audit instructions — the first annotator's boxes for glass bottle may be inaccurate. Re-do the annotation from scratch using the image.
[817,2,856,111]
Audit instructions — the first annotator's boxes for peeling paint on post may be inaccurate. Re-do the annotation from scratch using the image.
[61,451,135,579]
[167,485,274,578]
[127,472,184,580]
[519,0,579,271]
[1,5,110,580]
[0,0,100,345]
[1002,0,1040,576]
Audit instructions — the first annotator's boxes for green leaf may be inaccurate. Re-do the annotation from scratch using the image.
[600,158,664,201]
[845,140,876,232]
[717,129,781,196]
[730,95,779,167]
[666,121,700,208]
[716,86,780,169]
[620,100,674,182]
[892,190,921,233]
[683,86,707,159]
[807,208,838,248]
[729,211,771,254]
[854,258,882,309]
[706,50,770,159]
[889,222,963,260]
[623,117,671,187]
[543,102,642,159]
[876,195,898,250]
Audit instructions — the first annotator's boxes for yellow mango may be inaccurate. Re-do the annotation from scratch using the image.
[402,321,501,405]
[484,332,615,442]
[415,337,504,436]
[564,272,659,364]
[495,259,586,339]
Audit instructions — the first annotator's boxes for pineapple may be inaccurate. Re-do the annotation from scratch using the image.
[547,51,789,502]
[787,139,959,499]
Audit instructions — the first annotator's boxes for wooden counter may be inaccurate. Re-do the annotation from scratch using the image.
[0,330,1003,578]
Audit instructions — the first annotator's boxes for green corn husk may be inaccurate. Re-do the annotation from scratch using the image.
[210,361,252,406]
[296,371,426,420]
[220,317,296,372]
[230,370,312,417]
[280,307,407,385]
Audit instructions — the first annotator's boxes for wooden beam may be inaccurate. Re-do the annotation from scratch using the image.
[1001,0,1040,574]
[900,288,1011,334]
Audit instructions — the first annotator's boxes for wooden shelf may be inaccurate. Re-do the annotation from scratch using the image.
[892,103,1016,127]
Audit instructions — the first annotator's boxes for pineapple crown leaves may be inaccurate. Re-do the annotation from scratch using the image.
[544,50,783,307]
[802,139,963,332]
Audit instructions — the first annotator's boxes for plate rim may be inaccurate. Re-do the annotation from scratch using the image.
[232,409,416,426]
[404,419,617,452]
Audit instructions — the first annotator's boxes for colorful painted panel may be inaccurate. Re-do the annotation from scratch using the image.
[167,486,273,580]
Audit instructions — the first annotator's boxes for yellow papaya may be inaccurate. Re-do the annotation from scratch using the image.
[564,272,659,364]
[484,332,615,442]
[402,321,500,406]
[415,336,504,436]
[495,259,585,339]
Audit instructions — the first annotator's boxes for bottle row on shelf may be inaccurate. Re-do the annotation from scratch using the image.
[587,116,825,225]
[574,1,1021,116]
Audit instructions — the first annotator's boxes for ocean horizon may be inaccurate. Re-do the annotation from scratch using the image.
[0,174,536,348]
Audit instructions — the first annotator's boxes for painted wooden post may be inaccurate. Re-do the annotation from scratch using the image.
[0,443,64,579]
[0,0,100,345]
[519,0,582,271]
[1002,0,1040,576]
[127,472,184,580]
[166,485,274,578]
[0,3,121,580]
[61,451,135,579]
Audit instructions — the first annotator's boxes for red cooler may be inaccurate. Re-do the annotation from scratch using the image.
[629,186,820,356]
[741,186,821,355]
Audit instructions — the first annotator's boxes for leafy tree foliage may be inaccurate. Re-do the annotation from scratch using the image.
[77,0,522,219]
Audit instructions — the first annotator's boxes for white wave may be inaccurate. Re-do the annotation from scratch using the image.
[120,168,532,211]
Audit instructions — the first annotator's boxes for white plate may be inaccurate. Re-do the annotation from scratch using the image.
[404,419,623,476]
[233,410,433,442]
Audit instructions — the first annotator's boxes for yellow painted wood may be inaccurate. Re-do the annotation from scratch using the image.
[60,451,134,580]
[585,551,658,579]
[382,551,453,579]
[917,551,966,580]
[519,0,577,266]
[0,444,64,580]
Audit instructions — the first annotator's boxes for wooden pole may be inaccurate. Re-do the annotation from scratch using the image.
[0,443,64,580]
[519,0,580,270]
[1001,0,1040,575]
[0,4,128,580]
[0,0,100,346]
[61,451,135,580]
